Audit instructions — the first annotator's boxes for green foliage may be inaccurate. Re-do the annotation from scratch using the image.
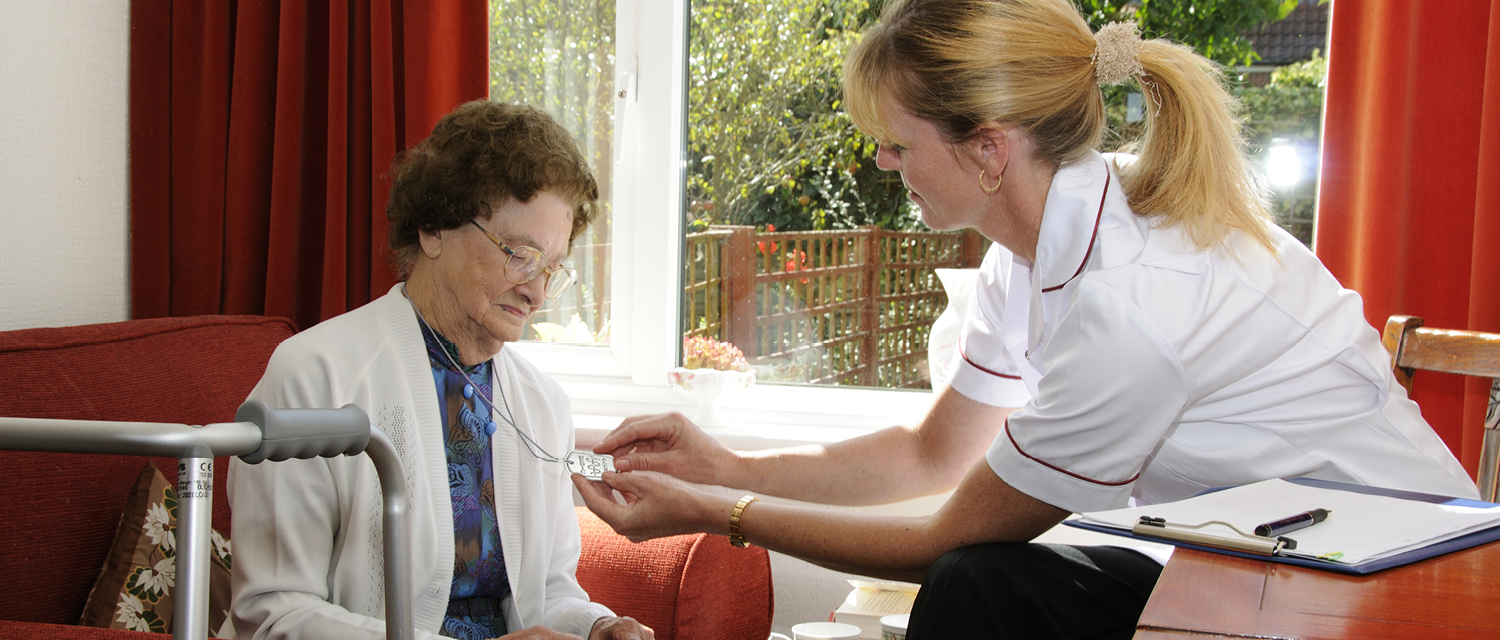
[687,0,918,232]
[1080,0,1323,245]
[1083,0,1299,152]
[1240,52,1328,243]
[1240,51,1327,149]
[1076,0,1299,68]
[688,0,1311,234]
[493,0,1321,242]
[489,0,616,170]
[488,0,616,239]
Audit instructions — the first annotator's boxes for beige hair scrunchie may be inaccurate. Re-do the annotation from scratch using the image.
[1093,21,1143,86]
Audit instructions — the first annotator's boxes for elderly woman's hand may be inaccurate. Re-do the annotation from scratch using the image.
[570,471,726,544]
[588,616,654,640]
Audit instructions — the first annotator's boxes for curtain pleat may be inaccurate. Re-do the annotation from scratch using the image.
[1318,0,1500,475]
[128,1,175,319]
[1466,0,1500,474]
[130,0,488,333]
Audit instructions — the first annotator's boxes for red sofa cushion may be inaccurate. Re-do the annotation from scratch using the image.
[0,316,294,626]
[575,507,773,640]
[0,620,168,640]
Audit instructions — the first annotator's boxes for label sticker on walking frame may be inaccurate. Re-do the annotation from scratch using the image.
[566,451,616,480]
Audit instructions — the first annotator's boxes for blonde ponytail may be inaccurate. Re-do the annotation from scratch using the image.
[1121,40,1276,254]
[844,0,1276,255]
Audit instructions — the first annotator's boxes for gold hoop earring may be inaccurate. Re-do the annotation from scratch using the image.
[979,169,1003,194]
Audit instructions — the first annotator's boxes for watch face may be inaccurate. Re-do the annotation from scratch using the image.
[565,450,616,480]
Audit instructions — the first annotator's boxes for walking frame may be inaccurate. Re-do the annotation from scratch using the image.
[0,400,413,640]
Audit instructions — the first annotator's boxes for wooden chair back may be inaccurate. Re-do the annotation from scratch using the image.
[1381,315,1500,501]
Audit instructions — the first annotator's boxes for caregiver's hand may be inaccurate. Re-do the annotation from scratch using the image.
[571,471,728,543]
[592,412,737,485]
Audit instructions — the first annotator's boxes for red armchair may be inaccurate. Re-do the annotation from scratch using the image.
[0,315,771,639]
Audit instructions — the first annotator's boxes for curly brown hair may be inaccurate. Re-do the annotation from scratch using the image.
[386,100,599,278]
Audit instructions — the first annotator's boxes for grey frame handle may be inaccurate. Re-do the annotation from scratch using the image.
[235,400,370,463]
[0,402,413,640]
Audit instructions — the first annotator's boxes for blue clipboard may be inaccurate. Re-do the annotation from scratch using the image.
[1062,477,1500,575]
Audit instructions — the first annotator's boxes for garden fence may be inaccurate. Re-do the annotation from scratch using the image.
[685,225,986,388]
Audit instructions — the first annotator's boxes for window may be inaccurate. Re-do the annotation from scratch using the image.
[682,0,983,392]
[492,0,1327,428]
[497,0,935,429]
[490,0,616,346]
[1091,0,1331,246]
[1236,0,1331,247]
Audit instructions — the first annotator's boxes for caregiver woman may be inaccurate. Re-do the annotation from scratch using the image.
[230,101,650,640]
[577,1,1477,639]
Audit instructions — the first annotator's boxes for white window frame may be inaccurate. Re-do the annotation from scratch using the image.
[510,0,937,437]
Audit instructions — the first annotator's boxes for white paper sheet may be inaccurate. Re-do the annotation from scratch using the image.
[1076,479,1500,565]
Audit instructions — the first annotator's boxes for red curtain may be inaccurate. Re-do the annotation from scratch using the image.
[129,1,488,332]
[1317,0,1500,477]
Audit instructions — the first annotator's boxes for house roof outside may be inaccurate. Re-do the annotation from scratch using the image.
[1245,0,1329,66]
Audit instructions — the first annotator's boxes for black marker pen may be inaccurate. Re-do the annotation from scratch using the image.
[1254,508,1330,538]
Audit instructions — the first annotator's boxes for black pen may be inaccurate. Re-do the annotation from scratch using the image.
[1254,508,1330,538]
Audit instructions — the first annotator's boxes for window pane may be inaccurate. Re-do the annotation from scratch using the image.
[1092,0,1329,246]
[1238,1,1330,247]
[683,0,983,390]
[679,1,1326,390]
[490,0,615,345]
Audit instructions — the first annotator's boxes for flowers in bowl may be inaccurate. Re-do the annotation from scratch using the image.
[681,336,752,372]
[670,336,755,427]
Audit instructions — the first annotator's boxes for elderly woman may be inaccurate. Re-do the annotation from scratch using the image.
[577,1,1478,639]
[229,101,650,640]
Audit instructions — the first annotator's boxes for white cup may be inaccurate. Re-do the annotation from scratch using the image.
[880,613,909,640]
[791,622,862,640]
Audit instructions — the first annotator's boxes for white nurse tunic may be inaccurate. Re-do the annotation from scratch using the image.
[947,151,1477,514]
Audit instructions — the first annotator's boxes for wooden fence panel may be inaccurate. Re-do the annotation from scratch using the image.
[684,225,985,389]
[683,228,733,340]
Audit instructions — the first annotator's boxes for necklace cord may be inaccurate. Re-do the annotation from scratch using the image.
[407,294,566,464]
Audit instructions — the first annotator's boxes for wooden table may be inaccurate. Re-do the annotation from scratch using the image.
[1135,543,1500,639]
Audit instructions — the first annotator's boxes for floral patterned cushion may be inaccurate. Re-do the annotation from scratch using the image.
[78,463,233,636]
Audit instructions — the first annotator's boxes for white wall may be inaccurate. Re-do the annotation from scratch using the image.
[0,0,131,331]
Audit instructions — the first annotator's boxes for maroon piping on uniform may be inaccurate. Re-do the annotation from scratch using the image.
[1004,418,1140,486]
[1040,161,1110,293]
[960,347,1021,380]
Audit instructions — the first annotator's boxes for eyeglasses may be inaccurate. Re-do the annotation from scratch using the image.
[469,220,577,299]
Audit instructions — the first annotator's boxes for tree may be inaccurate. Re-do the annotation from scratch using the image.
[490,0,1317,240]
[687,0,1307,234]
[686,0,916,233]
[489,0,617,337]
[1077,0,1300,68]
[1239,52,1328,243]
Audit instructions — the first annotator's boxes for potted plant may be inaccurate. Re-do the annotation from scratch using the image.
[669,336,756,427]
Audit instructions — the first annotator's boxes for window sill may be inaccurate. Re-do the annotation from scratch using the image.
[510,343,940,447]
[560,375,937,449]
[573,412,897,451]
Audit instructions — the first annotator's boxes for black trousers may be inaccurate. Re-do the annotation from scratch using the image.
[907,543,1163,640]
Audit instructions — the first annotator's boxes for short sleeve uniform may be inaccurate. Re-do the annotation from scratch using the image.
[947,152,1477,514]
